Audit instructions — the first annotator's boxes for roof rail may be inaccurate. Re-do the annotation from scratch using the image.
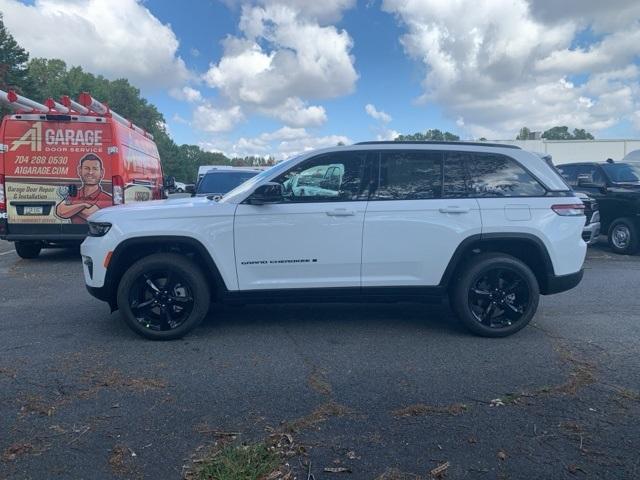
[355,140,521,150]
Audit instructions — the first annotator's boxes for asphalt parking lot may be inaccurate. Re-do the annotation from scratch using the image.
[0,239,639,480]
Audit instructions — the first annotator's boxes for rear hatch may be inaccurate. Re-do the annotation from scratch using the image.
[3,115,112,239]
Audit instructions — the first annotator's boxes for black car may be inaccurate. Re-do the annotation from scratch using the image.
[195,168,261,197]
[557,161,640,254]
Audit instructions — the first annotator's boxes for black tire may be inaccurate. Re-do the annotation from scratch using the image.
[450,253,540,338]
[116,253,211,340]
[608,218,639,255]
[176,188,184,193]
[15,241,42,259]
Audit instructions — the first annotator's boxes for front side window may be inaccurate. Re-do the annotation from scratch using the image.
[372,151,442,200]
[468,154,546,197]
[274,152,367,202]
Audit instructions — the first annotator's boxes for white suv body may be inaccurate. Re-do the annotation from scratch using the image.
[81,142,586,339]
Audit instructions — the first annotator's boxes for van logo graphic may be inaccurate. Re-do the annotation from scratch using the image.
[10,122,42,152]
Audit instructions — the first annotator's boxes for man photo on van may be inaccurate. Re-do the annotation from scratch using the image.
[55,153,112,224]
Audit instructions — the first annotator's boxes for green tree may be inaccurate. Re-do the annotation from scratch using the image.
[542,126,594,140]
[0,14,34,116]
[516,127,531,140]
[572,128,594,140]
[395,129,460,141]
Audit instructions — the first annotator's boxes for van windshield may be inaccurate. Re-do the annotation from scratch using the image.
[196,171,259,195]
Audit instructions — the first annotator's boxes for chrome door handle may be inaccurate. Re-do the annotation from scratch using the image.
[439,206,470,214]
[326,209,356,216]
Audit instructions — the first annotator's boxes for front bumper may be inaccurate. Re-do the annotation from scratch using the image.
[582,221,601,245]
[543,269,584,295]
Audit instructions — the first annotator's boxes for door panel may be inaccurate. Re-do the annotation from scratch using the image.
[361,149,482,286]
[362,198,481,286]
[235,201,367,289]
[234,151,370,290]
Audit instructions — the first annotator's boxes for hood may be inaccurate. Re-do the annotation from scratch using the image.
[87,196,234,223]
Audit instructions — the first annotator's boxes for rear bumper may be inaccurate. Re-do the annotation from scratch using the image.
[543,269,584,295]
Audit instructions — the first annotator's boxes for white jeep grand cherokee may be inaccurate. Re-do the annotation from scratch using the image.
[81,142,587,340]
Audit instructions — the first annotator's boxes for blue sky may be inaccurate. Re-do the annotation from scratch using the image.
[2,0,640,158]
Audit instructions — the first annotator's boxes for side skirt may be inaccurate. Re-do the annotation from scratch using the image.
[219,286,446,305]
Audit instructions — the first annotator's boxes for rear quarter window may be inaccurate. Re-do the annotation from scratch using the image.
[443,152,547,197]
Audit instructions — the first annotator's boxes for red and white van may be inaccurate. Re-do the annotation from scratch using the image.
[0,90,165,258]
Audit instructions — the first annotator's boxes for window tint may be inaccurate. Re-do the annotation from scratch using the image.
[372,151,442,200]
[468,154,546,197]
[557,165,606,186]
[197,171,259,195]
[274,152,367,202]
[556,165,578,184]
[601,163,640,183]
[444,152,472,197]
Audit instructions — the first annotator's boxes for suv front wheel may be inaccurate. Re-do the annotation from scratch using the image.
[608,218,639,255]
[450,253,540,337]
[116,253,211,340]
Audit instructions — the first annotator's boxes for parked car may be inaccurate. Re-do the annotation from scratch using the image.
[557,161,640,254]
[173,181,187,193]
[574,192,600,245]
[82,141,586,340]
[0,90,165,259]
[195,168,260,197]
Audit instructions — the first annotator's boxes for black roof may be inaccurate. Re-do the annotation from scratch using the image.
[354,140,521,150]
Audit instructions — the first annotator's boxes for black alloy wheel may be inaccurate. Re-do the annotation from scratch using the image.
[451,253,539,337]
[468,267,530,329]
[129,268,195,331]
[117,253,210,340]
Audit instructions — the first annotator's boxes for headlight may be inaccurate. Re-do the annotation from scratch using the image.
[88,222,112,237]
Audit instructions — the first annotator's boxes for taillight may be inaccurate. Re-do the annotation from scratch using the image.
[112,175,124,205]
[551,204,585,216]
[0,174,6,212]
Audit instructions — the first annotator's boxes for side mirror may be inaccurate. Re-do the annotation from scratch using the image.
[163,175,176,190]
[248,182,283,205]
[67,184,78,198]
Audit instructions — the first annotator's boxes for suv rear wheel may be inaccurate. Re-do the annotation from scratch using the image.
[15,241,42,259]
[450,253,540,337]
[608,218,639,255]
[116,253,211,340]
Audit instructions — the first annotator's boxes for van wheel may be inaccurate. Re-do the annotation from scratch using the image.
[450,253,539,338]
[116,253,210,340]
[608,218,639,255]
[15,241,42,259]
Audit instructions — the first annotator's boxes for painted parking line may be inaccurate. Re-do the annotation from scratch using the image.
[0,249,16,256]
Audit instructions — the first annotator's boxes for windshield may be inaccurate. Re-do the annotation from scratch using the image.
[602,163,640,183]
[196,171,258,195]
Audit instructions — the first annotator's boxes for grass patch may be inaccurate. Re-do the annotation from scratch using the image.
[192,443,280,480]
[393,403,467,417]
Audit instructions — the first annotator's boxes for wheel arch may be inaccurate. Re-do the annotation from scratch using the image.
[440,233,556,295]
[103,236,227,310]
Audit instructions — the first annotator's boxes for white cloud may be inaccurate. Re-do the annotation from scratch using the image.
[172,113,189,124]
[365,104,392,123]
[0,0,189,90]
[382,0,640,136]
[192,104,244,133]
[201,127,350,160]
[203,2,358,127]
[375,128,400,141]
[221,0,356,23]
[169,86,203,103]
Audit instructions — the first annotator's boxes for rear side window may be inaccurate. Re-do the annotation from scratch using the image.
[372,151,442,200]
[444,152,546,197]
